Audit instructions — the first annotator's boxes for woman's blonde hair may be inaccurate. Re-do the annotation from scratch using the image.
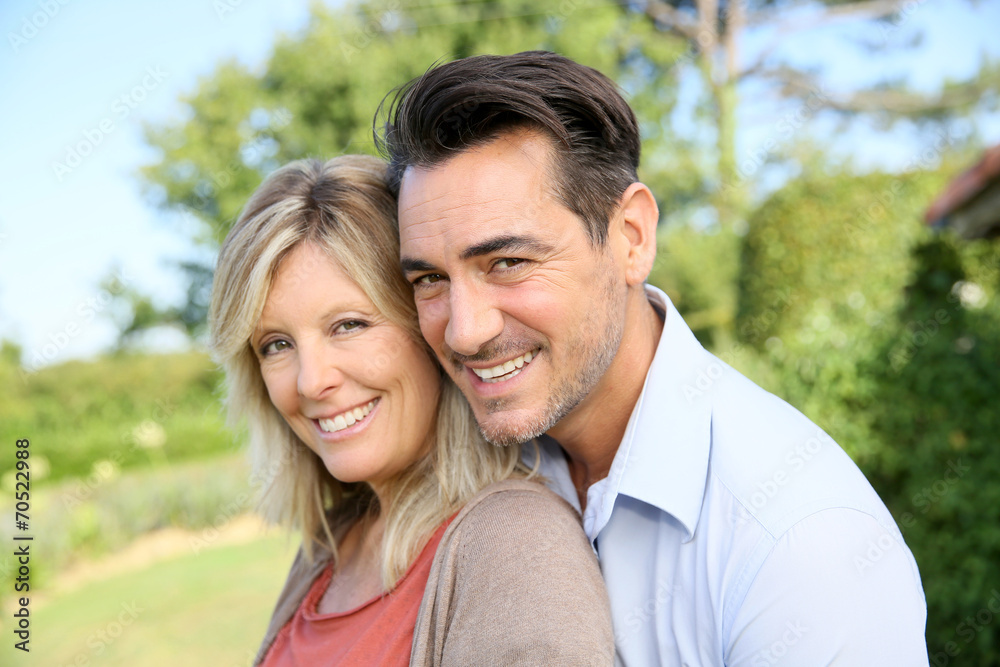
[209,155,530,588]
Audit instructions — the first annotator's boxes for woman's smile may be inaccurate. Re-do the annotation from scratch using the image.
[315,397,379,436]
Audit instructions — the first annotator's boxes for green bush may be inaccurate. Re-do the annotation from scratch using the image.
[737,169,949,348]
[863,235,1000,664]
[1,351,237,485]
[734,168,951,462]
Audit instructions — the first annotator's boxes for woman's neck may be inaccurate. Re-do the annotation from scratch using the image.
[317,511,386,614]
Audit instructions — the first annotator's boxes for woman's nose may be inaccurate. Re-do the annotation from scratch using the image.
[296,340,345,400]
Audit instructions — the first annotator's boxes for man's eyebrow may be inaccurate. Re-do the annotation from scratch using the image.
[459,235,554,260]
[400,257,438,274]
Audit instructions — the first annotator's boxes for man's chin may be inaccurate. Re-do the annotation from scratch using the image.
[476,408,554,447]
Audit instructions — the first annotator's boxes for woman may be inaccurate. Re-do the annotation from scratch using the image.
[208,155,614,666]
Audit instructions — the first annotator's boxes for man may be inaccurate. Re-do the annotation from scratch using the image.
[378,51,928,665]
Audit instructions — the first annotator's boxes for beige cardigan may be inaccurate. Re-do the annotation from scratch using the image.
[254,479,615,666]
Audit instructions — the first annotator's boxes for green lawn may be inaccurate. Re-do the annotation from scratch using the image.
[12,534,297,667]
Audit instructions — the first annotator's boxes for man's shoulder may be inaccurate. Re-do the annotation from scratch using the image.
[705,364,897,539]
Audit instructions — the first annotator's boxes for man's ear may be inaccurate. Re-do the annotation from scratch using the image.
[609,183,659,287]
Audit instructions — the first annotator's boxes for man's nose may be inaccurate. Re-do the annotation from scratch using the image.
[444,279,504,357]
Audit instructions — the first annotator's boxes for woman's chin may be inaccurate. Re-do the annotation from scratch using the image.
[320,456,394,489]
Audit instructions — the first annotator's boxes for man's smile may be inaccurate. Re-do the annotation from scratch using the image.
[467,348,541,383]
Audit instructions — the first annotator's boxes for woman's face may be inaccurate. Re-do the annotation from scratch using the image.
[253,242,441,492]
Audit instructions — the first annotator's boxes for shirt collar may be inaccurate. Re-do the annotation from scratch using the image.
[587,285,715,543]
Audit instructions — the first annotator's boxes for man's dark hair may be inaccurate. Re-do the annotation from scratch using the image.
[375,51,641,244]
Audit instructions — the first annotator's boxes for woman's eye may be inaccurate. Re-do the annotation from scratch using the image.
[261,339,291,356]
[336,320,367,333]
[494,258,524,270]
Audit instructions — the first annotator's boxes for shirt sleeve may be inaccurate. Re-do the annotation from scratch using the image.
[411,483,615,667]
[725,508,929,666]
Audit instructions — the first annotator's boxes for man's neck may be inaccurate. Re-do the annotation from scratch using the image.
[547,287,663,510]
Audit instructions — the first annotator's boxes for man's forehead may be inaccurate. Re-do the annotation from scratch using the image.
[399,174,515,219]
[399,187,548,249]
[399,200,544,252]
[399,130,559,206]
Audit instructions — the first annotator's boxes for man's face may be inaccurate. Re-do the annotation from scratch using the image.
[398,130,627,446]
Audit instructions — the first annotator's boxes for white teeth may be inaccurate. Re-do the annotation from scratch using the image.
[483,367,522,383]
[471,349,539,383]
[318,400,376,433]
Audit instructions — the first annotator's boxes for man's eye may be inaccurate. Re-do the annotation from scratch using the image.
[494,258,524,270]
[261,339,291,356]
[414,274,444,286]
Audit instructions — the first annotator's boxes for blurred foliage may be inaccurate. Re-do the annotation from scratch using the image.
[612,0,1000,229]
[648,225,741,348]
[863,235,1000,663]
[1,351,234,484]
[733,165,956,465]
[737,169,948,350]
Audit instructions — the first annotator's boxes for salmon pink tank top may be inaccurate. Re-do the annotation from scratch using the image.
[262,519,451,666]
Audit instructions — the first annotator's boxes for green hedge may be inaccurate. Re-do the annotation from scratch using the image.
[1,351,237,485]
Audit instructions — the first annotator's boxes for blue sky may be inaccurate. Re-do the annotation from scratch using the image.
[1,0,317,369]
[2,0,998,369]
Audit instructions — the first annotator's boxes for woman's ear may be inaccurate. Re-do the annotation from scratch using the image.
[609,183,659,287]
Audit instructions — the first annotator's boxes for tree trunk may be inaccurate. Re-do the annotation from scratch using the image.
[716,0,745,230]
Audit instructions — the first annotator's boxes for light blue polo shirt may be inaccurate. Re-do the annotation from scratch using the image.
[535,285,928,666]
